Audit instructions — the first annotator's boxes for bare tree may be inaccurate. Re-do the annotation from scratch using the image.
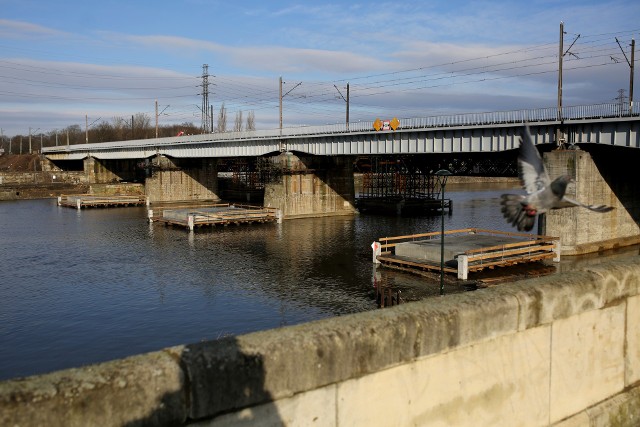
[112,116,130,141]
[246,110,255,131]
[216,102,227,133]
[133,113,151,139]
[234,111,243,132]
[63,125,83,144]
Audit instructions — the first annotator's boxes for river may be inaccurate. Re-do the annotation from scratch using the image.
[1,182,638,381]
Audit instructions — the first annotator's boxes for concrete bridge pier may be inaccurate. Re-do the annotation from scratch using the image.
[83,157,140,184]
[145,156,220,204]
[543,147,640,255]
[263,152,357,219]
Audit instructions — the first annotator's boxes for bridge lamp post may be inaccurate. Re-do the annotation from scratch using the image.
[435,169,452,296]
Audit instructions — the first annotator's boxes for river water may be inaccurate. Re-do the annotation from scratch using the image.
[1,183,638,381]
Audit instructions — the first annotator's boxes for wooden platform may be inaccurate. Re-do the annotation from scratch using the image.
[372,228,560,280]
[58,194,147,209]
[149,203,279,231]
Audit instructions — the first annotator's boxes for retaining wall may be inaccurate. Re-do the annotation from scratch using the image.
[2,258,640,426]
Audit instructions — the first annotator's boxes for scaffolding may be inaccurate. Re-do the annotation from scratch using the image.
[358,157,442,200]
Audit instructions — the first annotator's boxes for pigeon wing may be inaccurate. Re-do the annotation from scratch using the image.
[558,196,615,212]
[518,125,551,194]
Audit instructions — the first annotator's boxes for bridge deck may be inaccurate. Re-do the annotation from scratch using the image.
[42,102,640,161]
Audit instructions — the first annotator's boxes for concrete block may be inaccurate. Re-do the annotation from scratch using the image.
[583,386,640,427]
[194,385,336,427]
[554,386,640,427]
[394,234,520,264]
[336,326,551,427]
[551,412,590,427]
[0,349,186,427]
[550,304,626,423]
[492,270,604,329]
[408,290,521,354]
[627,295,640,386]
[181,308,422,420]
[580,261,640,301]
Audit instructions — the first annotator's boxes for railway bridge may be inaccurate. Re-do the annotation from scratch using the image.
[43,102,640,254]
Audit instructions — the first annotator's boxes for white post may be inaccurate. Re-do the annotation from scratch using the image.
[57,196,62,206]
[371,241,382,264]
[147,209,154,222]
[457,255,469,280]
[76,198,81,210]
[552,240,561,262]
[187,215,195,231]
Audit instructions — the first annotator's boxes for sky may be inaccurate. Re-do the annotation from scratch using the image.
[1,0,639,137]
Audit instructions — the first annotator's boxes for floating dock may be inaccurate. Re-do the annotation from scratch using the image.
[149,203,279,231]
[372,228,560,280]
[58,194,147,209]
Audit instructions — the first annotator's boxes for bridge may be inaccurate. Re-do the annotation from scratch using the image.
[43,102,640,160]
[41,102,640,255]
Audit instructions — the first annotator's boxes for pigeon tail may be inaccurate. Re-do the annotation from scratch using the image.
[500,194,536,232]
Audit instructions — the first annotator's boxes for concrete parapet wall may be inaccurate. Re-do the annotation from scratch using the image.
[2,258,640,426]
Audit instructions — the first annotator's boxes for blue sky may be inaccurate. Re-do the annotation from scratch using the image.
[1,0,639,136]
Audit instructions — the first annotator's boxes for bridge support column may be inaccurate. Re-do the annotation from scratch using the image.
[263,152,357,219]
[544,148,640,255]
[145,156,220,203]
[84,157,139,184]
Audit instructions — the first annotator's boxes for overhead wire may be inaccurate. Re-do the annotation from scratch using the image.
[1,26,638,129]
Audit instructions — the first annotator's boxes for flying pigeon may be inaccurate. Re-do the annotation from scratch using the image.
[500,126,614,232]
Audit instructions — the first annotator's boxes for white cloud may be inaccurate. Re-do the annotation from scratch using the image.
[0,19,71,39]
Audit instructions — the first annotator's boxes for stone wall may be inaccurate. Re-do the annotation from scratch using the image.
[545,148,640,255]
[0,171,86,185]
[145,156,220,203]
[2,258,640,426]
[0,171,89,200]
[84,158,141,184]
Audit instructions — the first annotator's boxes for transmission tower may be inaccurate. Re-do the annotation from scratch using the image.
[201,64,210,133]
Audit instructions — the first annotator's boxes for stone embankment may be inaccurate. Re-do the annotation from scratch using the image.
[0,154,145,200]
[1,257,639,426]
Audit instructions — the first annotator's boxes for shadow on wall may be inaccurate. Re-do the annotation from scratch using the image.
[586,144,640,226]
[125,337,283,426]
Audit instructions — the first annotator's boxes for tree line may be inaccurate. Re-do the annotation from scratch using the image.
[0,106,256,155]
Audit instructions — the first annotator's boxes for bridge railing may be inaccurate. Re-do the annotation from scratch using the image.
[221,102,640,138]
[43,102,639,152]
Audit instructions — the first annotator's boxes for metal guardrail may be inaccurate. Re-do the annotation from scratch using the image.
[43,102,640,154]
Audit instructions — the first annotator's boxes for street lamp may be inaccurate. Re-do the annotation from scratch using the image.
[435,169,452,296]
